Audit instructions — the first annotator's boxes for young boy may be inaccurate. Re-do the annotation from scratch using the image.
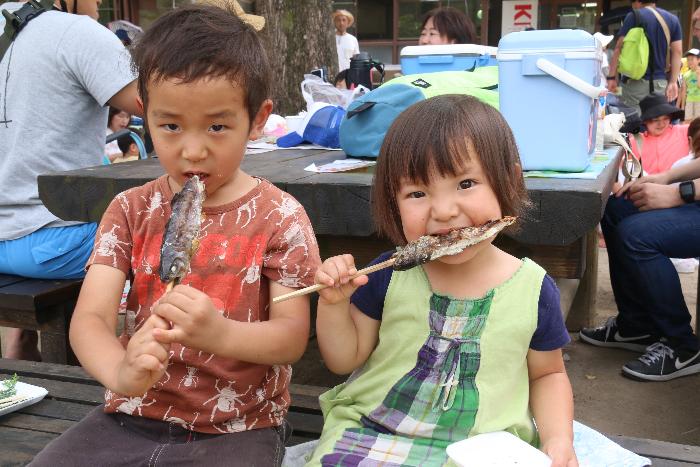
[112,133,140,163]
[681,48,700,121]
[29,5,321,466]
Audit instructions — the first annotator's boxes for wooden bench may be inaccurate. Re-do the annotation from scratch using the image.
[0,274,82,364]
[1,359,699,466]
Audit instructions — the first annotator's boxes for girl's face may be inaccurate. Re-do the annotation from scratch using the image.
[110,111,131,132]
[419,18,454,45]
[396,154,502,266]
[645,115,671,137]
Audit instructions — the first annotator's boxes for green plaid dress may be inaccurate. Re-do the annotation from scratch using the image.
[307,259,544,466]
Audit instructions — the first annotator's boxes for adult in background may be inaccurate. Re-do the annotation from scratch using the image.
[0,0,139,360]
[333,9,359,72]
[628,93,687,175]
[418,6,476,45]
[105,107,131,163]
[607,0,682,115]
[579,143,700,381]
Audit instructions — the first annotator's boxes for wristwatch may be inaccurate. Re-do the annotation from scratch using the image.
[606,76,617,80]
[679,181,696,203]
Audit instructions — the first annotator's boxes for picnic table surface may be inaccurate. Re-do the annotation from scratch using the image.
[37,148,620,246]
[1,359,699,466]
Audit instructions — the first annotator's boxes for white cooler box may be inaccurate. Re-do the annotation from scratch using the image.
[400,44,498,75]
[497,30,605,172]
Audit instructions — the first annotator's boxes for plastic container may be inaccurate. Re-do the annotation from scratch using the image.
[400,44,498,75]
[497,29,605,172]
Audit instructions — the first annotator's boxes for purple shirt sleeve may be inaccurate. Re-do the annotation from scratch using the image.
[530,274,571,351]
[351,251,395,321]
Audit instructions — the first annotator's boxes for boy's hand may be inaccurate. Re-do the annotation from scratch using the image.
[151,284,224,353]
[542,437,578,467]
[315,254,368,305]
[117,314,171,396]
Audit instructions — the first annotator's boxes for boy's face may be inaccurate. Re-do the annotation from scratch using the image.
[687,55,699,68]
[146,76,271,206]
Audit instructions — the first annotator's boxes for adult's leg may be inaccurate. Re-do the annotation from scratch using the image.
[614,202,700,353]
[600,196,655,336]
[0,224,97,360]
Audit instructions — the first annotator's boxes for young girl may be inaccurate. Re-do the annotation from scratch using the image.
[307,95,577,466]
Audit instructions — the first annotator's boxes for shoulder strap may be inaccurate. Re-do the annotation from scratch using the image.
[646,6,671,72]
[0,0,55,64]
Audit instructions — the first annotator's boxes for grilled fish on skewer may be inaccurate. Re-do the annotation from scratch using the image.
[392,216,517,270]
[272,216,517,304]
[159,175,206,285]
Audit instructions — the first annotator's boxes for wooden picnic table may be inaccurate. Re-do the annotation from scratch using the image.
[37,147,621,327]
[2,358,699,466]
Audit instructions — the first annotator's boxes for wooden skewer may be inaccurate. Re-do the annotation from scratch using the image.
[165,281,175,293]
[272,257,396,304]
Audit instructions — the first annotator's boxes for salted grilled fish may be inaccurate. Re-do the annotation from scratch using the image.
[159,176,206,283]
[392,216,517,271]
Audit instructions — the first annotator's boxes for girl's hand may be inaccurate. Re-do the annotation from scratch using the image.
[315,254,368,305]
[117,314,171,396]
[151,284,224,353]
[541,437,578,467]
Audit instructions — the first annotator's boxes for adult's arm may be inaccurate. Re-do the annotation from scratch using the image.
[694,7,700,41]
[607,37,624,93]
[666,40,682,101]
[617,157,700,210]
[108,81,142,117]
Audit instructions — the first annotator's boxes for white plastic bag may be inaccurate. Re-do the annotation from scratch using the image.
[300,74,368,110]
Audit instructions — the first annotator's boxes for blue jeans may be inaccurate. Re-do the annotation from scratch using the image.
[0,223,97,279]
[601,195,700,352]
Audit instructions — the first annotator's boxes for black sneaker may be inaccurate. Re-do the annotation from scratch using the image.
[579,317,656,352]
[623,342,700,382]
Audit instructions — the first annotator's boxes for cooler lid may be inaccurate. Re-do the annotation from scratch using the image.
[401,44,498,58]
[497,29,597,55]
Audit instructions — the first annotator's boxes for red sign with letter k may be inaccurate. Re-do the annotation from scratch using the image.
[514,4,532,26]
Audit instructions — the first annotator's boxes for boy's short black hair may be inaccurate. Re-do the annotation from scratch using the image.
[117,134,135,154]
[334,69,349,88]
[131,4,271,124]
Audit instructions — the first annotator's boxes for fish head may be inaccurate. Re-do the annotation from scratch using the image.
[159,251,189,283]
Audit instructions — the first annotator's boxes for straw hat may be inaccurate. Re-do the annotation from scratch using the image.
[332,9,354,27]
[196,0,265,31]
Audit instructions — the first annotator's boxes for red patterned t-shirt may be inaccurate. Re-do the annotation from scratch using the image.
[88,175,321,434]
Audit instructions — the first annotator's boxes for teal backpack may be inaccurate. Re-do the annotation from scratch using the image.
[339,68,499,158]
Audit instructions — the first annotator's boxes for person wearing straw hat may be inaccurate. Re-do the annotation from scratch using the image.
[333,9,359,71]
[196,0,265,31]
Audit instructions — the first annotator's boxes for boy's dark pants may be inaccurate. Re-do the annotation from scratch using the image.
[601,195,700,353]
[29,405,289,466]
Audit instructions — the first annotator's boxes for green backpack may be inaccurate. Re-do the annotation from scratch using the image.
[618,9,650,80]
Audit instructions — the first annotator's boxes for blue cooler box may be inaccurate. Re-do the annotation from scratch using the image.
[497,30,604,172]
[400,44,498,75]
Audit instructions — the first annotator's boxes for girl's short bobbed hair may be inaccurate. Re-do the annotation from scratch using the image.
[372,95,529,245]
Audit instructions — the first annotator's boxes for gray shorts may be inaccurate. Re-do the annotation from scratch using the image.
[29,405,289,467]
[621,78,668,115]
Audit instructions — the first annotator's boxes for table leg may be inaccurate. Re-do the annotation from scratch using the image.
[565,229,598,331]
[38,302,75,365]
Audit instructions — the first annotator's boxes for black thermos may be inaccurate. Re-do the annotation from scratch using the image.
[346,52,384,90]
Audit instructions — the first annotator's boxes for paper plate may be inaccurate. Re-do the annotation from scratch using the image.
[446,431,552,466]
[0,381,49,417]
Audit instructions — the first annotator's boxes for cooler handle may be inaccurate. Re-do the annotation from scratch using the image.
[536,58,606,100]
